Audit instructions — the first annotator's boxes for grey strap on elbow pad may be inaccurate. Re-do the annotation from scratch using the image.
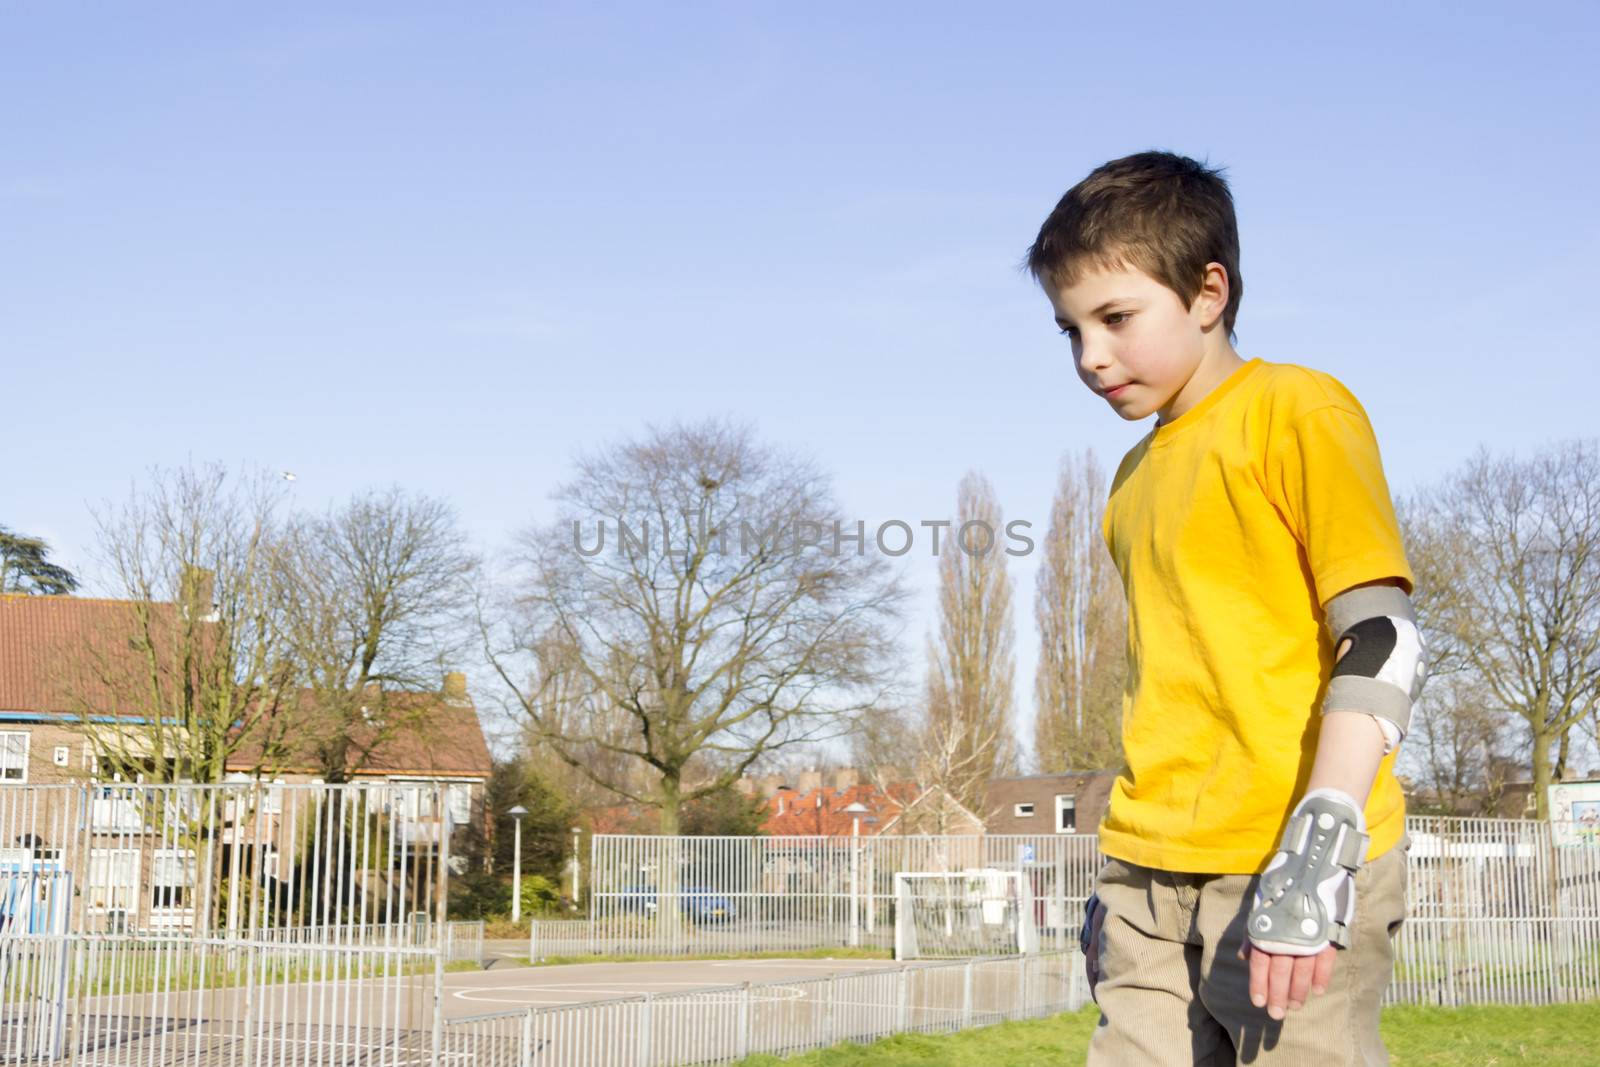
[1323,584,1427,748]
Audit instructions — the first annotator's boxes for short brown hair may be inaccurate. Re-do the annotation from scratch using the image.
[1026,151,1243,336]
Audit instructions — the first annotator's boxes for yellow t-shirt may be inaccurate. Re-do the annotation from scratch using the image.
[1098,357,1413,874]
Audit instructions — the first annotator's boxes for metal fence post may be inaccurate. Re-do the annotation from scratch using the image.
[893,875,908,960]
[825,974,836,1046]
[520,1009,535,1067]
[896,965,909,1033]
[737,981,752,1058]
[640,992,654,1067]
[432,784,451,1067]
[961,959,973,1028]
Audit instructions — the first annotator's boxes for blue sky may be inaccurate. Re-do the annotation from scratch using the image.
[6,3,1597,757]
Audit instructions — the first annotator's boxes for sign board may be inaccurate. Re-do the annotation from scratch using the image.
[1549,779,1600,847]
[1017,843,1036,865]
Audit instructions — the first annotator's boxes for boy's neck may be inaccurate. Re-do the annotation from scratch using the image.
[1155,342,1246,426]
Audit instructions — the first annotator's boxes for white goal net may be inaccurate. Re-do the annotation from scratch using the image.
[893,868,1039,959]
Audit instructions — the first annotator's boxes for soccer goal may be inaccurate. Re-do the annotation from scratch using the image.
[893,868,1039,959]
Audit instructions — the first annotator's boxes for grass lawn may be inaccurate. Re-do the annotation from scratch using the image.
[731,1004,1600,1066]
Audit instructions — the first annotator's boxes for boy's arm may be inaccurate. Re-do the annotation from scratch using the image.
[1306,575,1418,798]
[1248,576,1423,1018]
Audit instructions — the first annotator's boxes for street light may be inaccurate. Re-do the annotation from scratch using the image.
[570,826,582,907]
[507,805,528,923]
[843,801,870,947]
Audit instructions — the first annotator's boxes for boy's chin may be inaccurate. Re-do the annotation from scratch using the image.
[1107,400,1151,422]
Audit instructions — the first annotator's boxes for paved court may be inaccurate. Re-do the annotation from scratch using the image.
[7,954,1068,1064]
[442,955,909,1016]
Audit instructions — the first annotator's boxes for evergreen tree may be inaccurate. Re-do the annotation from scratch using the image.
[0,526,80,595]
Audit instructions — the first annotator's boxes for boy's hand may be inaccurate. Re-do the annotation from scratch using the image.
[1246,942,1337,1019]
[1245,787,1367,1019]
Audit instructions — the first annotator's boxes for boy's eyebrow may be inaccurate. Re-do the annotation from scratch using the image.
[1054,298,1133,327]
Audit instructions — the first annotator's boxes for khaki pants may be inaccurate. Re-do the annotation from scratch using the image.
[1087,842,1407,1066]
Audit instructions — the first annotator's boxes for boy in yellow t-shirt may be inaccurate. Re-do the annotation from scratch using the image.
[1026,152,1425,1066]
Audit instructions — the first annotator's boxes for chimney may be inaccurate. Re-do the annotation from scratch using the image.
[831,767,859,792]
[179,566,217,622]
[443,671,468,703]
[798,768,822,793]
[758,775,783,798]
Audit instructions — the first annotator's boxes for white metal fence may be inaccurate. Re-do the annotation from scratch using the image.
[554,832,1101,960]
[247,919,484,963]
[552,819,1600,1006]
[0,781,458,1064]
[1391,816,1600,1004]
[4,781,1596,1067]
[443,951,1083,1066]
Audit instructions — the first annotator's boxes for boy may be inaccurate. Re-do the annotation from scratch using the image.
[1026,152,1424,1066]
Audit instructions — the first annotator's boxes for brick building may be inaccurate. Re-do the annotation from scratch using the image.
[982,770,1118,836]
[1,592,493,932]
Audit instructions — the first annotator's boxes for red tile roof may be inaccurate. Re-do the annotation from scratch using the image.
[1,593,490,779]
[225,688,492,780]
[760,782,921,837]
[0,594,164,717]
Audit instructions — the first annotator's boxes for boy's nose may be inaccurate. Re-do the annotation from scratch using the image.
[1078,343,1112,375]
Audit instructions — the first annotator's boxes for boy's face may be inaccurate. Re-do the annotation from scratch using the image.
[1043,262,1215,424]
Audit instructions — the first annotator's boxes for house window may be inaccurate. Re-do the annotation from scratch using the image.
[150,849,196,911]
[89,786,144,832]
[1055,794,1077,833]
[0,733,29,781]
[265,778,286,815]
[447,783,473,825]
[1014,803,1036,818]
[86,848,140,912]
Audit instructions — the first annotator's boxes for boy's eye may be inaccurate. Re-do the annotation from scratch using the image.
[1104,311,1130,326]
[1058,326,1078,339]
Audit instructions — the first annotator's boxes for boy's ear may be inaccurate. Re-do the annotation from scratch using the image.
[1195,262,1230,330]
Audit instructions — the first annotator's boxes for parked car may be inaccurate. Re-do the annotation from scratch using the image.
[615,885,737,923]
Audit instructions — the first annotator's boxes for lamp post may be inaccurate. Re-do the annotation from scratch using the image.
[843,801,869,948]
[508,805,528,923]
[570,826,582,908]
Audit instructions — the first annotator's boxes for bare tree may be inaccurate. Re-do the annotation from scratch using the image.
[1410,441,1600,818]
[1397,493,1514,813]
[277,488,477,781]
[77,464,298,783]
[922,472,1019,813]
[1404,673,1515,815]
[1032,451,1125,772]
[513,631,657,816]
[486,420,904,836]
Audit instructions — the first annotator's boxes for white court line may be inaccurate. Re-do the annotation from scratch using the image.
[453,981,808,1006]
[706,959,902,969]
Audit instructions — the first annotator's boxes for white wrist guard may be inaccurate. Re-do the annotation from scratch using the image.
[1248,788,1368,956]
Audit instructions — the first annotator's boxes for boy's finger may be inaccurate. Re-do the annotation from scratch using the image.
[1248,946,1270,1006]
[1311,946,1337,996]
[1267,954,1295,1019]
[1286,955,1314,1010]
